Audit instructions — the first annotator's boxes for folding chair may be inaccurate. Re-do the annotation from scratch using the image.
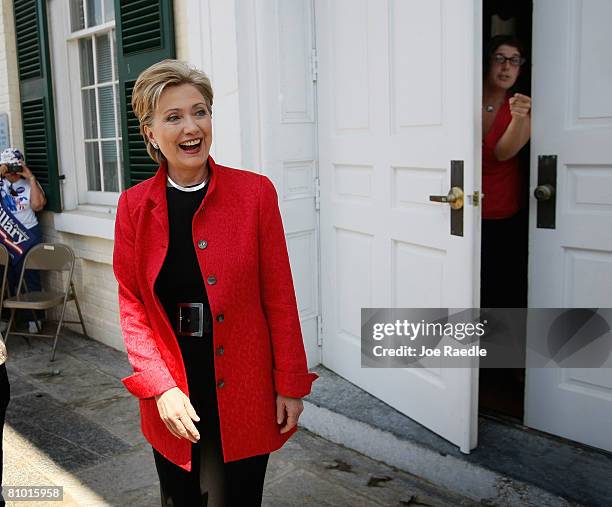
[3,243,88,361]
[0,243,10,342]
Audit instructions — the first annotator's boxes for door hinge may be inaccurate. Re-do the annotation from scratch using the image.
[314,176,321,210]
[311,47,318,82]
[316,315,323,346]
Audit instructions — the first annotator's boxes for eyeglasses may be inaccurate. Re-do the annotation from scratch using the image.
[492,54,526,67]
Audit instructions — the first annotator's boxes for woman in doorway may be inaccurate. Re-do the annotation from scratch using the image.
[481,35,531,308]
[113,59,318,506]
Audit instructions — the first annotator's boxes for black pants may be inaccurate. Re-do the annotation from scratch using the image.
[153,334,269,506]
[481,208,528,308]
[0,364,9,507]
[152,392,270,507]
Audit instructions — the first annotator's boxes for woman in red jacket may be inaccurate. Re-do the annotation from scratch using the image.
[112,59,318,506]
[481,35,531,308]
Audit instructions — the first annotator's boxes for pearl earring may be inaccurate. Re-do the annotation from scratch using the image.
[151,141,158,149]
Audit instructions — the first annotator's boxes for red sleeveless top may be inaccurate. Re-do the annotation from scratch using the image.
[482,97,526,219]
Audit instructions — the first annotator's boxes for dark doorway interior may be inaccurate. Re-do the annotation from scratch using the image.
[479,0,533,423]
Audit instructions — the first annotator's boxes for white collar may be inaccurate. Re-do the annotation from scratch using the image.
[167,175,209,192]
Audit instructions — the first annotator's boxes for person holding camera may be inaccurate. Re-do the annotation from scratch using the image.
[0,148,47,333]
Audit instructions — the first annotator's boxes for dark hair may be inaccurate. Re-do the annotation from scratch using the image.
[483,35,525,76]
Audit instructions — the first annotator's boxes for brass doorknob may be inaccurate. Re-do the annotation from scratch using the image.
[429,187,464,210]
[534,184,555,201]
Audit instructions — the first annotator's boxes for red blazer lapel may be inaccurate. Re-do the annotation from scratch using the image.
[142,163,170,292]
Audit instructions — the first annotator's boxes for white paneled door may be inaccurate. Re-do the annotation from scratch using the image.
[246,0,320,366]
[525,0,612,452]
[316,0,481,452]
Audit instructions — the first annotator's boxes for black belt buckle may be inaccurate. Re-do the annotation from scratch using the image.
[177,303,204,337]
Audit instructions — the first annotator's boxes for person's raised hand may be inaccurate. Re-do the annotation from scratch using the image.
[509,93,531,119]
[155,387,201,442]
[16,160,34,180]
[0,164,7,177]
[276,394,304,434]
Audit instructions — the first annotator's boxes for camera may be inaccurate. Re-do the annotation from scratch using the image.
[7,164,21,174]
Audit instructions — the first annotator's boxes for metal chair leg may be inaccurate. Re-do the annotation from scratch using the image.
[51,299,71,362]
[71,283,88,338]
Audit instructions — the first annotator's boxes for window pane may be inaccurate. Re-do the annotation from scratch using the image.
[96,33,112,83]
[102,141,119,192]
[81,89,98,139]
[79,39,95,86]
[86,0,103,28]
[85,142,101,191]
[112,31,117,79]
[70,0,85,31]
[104,0,115,22]
[98,86,115,138]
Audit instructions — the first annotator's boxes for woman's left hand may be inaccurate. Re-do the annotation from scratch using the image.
[276,394,304,434]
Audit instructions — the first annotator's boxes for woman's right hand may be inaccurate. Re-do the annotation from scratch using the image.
[0,164,7,177]
[155,387,201,442]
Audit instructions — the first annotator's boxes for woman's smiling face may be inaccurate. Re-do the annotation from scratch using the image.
[144,83,212,174]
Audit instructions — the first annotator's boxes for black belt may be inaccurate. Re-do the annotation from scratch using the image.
[176,303,210,337]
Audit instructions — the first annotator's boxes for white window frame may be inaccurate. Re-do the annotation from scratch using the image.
[66,3,122,206]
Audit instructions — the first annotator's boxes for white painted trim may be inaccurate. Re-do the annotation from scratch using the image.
[184,0,212,74]
[52,207,116,241]
[48,0,80,211]
[66,20,115,41]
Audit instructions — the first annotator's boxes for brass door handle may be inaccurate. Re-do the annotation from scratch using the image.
[429,187,464,210]
[534,184,555,201]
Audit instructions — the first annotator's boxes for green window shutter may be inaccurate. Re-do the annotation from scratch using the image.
[13,0,62,212]
[115,0,175,189]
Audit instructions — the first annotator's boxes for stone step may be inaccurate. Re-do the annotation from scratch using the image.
[302,366,611,507]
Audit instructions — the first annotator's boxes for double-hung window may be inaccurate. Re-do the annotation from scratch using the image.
[68,0,122,205]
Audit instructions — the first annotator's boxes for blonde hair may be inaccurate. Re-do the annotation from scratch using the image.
[131,59,214,163]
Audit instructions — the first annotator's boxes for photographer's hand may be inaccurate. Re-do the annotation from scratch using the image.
[16,161,34,180]
[18,161,47,211]
[0,164,7,178]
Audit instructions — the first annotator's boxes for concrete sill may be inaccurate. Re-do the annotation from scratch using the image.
[52,207,116,241]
